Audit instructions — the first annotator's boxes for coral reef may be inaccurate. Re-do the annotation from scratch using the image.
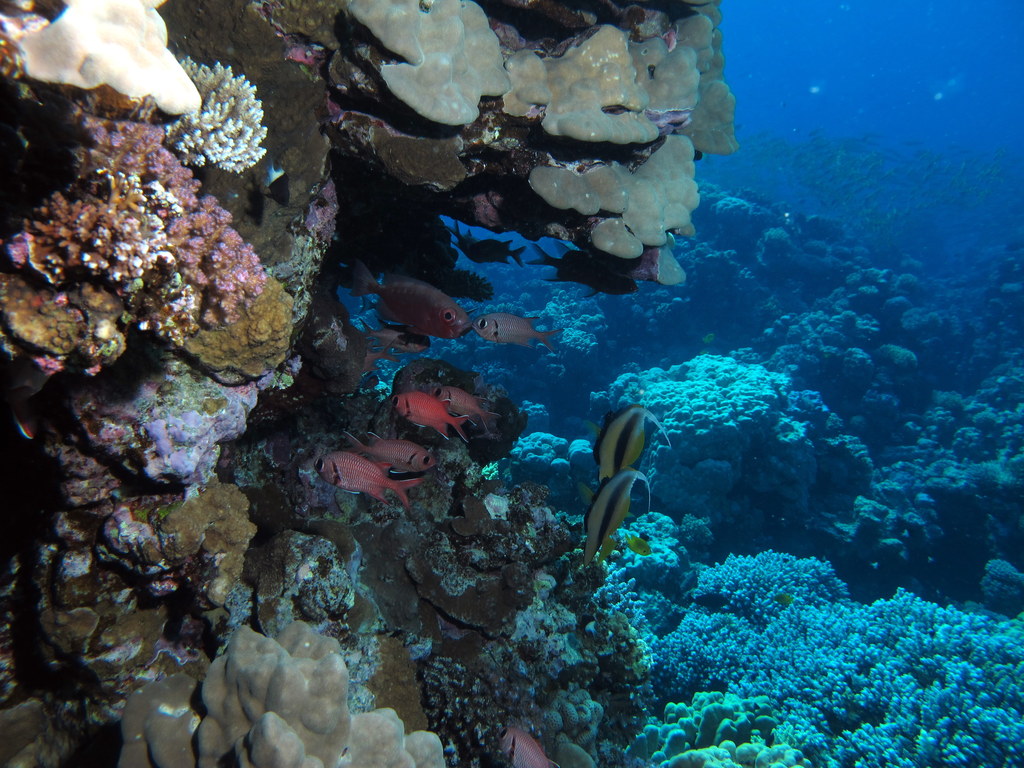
[653,555,1024,767]
[119,621,445,768]
[303,0,736,292]
[167,58,268,173]
[3,117,266,371]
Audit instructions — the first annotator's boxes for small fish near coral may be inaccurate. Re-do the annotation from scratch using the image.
[584,468,650,565]
[350,260,471,339]
[592,404,671,480]
[451,230,526,267]
[432,385,498,428]
[315,450,424,510]
[499,727,558,768]
[472,312,562,351]
[392,390,471,441]
[344,431,436,473]
[625,534,652,556]
[361,322,430,354]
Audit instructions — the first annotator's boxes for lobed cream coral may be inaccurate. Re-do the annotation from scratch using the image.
[166,57,268,173]
[119,622,446,768]
[529,135,699,259]
[505,26,659,145]
[15,0,200,114]
[342,0,509,126]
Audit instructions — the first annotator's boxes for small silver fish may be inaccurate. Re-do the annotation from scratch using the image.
[472,312,561,351]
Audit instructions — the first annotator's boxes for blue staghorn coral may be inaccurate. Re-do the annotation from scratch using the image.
[652,552,1024,767]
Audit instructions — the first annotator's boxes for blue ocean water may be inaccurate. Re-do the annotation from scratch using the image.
[4,1,1022,766]
[345,5,1024,765]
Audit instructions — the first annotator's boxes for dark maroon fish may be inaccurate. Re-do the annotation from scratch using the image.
[529,251,638,296]
[351,260,471,339]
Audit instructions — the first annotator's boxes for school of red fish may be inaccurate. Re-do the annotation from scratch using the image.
[315,260,639,766]
[316,260,561,510]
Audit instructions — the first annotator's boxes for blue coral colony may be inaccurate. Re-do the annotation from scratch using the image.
[0,1,1020,768]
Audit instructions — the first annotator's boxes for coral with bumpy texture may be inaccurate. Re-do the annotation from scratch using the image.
[505,26,656,145]
[64,356,262,490]
[606,356,817,523]
[317,0,735,292]
[15,0,201,114]
[184,276,294,384]
[6,117,266,367]
[168,58,268,173]
[627,692,778,763]
[119,622,445,768]
[653,556,1024,767]
[529,135,698,259]
[342,0,509,126]
[691,550,848,628]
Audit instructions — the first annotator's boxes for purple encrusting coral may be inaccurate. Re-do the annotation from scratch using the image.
[5,117,266,371]
[66,360,264,489]
[81,117,267,329]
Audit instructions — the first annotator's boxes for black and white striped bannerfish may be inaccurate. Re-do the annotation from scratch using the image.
[583,468,650,565]
[592,404,671,480]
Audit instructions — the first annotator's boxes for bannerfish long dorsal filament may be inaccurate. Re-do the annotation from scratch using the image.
[593,404,672,480]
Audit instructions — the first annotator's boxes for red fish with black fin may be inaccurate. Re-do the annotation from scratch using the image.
[351,260,471,339]
[432,385,498,429]
[344,431,436,473]
[472,312,562,351]
[392,391,471,441]
[362,322,430,354]
[362,348,398,373]
[315,450,424,510]
[499,727,558,768]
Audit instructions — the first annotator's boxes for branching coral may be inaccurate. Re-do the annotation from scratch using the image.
[167,58,268,173]
[4,116,266,370]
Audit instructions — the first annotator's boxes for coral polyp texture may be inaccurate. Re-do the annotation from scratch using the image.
[3,116,266,371]
[167,57,268,173]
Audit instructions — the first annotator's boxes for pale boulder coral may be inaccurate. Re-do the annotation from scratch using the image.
[529,135,699,259]
[342,0,509,126]
[16,0,200,114]
[505,26,658,145]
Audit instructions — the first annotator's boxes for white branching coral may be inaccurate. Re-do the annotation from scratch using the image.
[166,57,268,173]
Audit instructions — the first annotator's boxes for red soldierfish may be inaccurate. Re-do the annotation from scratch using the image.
[472,312,561,351]
[392,391,471,441]
[351,260,471,339]
[315,450,424,510]
[344,431,436,473]
[432,385,498,428]
[499,727,557,768]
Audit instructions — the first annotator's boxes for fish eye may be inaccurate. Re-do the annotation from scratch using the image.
[314,458,324,472]
[475,318,487,329]
[433,386,443,397]
[391,395,399,405]
[443,310,455,321]
[422,455,432,465]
